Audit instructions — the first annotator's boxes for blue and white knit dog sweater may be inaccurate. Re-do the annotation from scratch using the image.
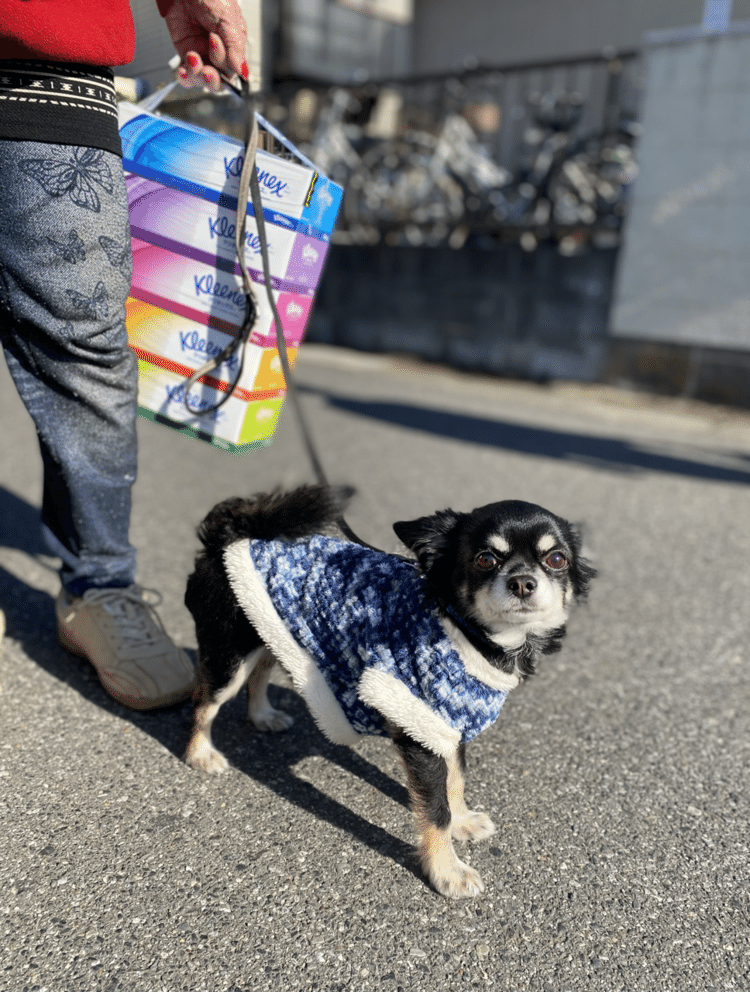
[223,534,518,757]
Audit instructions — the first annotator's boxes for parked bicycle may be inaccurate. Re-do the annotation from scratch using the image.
[343,113,511,246]
[491,90,639,249]
[301,84,639,251]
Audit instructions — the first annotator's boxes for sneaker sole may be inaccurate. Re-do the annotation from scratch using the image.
[57,627,194,711]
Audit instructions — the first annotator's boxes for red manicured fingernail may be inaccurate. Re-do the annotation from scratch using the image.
[186,53,200,68]
[241,61,249,80]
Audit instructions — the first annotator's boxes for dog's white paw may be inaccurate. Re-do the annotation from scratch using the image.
[249,705,294,733]
[185,737,229,774]
[429,857,486,899]
[451,811,496,843]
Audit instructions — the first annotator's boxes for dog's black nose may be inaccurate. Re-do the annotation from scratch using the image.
[507,574,537,599]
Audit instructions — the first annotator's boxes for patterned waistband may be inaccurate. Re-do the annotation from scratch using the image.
[0,61,121,156]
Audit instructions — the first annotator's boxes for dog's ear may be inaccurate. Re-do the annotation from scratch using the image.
[565,522,598,598]
[393,509,464,573]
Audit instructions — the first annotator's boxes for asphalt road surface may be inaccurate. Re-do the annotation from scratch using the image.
[1,344,749,992]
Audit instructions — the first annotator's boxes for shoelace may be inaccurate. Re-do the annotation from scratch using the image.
[76,586,167,650]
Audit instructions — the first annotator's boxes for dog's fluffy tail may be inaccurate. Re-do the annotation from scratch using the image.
[196,484,355,553]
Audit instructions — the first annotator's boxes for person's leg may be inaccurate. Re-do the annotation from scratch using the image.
[0,139,137,592]
[0,140,193,708]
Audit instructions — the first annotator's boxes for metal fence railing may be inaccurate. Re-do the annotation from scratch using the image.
[267,50,644,251]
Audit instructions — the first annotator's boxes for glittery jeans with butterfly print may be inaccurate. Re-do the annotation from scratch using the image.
[0,141,138,597]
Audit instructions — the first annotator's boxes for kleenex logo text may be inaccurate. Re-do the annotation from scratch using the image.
[207,215,264,255]
[179,329,239,371]
[223,155,288,198]
[164,383,224,422]
[193,273,246,310]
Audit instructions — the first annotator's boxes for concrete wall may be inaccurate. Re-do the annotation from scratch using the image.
[412,0,750,72]
[612,27,750,350]
[115,0,174,90]
[308,243,615,381]
[276,0,413,82]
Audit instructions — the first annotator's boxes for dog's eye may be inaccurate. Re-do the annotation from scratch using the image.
[544,551,568,570]
[474,551,498,571]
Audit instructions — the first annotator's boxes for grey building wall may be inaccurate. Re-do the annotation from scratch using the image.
[114,1,174,90]
[276,0,412,82]
[611,26,750,350]
[412,0,750,72]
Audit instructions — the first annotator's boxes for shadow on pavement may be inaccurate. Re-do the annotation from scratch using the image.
[0,488,49,555]
[198,686,419,877]
[310,390,750,485]
[1,489,419,883]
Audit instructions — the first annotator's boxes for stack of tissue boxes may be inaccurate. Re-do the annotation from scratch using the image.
[118,102,341,454]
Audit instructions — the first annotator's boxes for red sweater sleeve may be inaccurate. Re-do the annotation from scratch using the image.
[0,0,136,66]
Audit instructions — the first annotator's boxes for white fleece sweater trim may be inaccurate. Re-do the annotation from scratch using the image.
[223,540,360,747]
[357,668,461,758]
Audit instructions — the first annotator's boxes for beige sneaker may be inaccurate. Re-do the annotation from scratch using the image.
[56,586,195,710]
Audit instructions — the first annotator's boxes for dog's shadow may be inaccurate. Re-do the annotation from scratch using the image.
[0,505,419,881]
[203,685,420,876]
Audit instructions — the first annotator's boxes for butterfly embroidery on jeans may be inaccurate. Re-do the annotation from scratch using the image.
[99,236,131,276]
[66,281,109,319]
[47,229,86,263]
[19,148,113,213]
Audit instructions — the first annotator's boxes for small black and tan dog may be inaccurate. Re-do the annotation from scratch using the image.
[184,484,595,898]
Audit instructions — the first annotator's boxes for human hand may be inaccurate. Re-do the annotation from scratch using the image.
[163,0,248,92]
